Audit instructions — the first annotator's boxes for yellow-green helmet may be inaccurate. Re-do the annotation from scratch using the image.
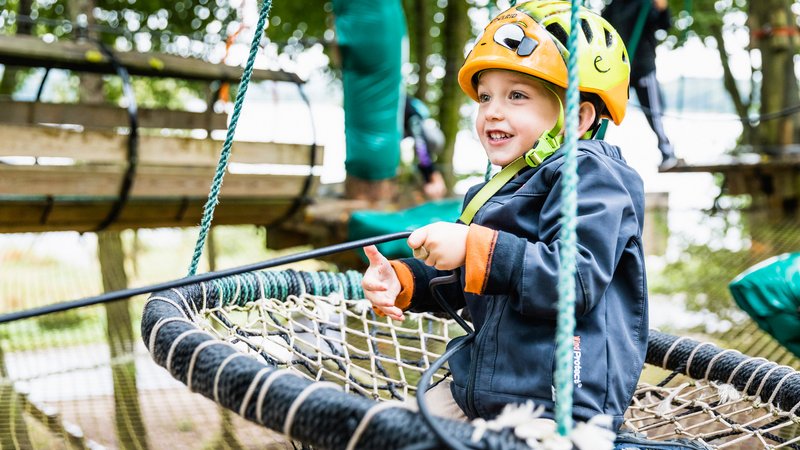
[459,0,631,124]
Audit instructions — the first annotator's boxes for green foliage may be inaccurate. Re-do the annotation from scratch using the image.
[103,77,207,109]
[650,243,747,319]
[267,1,333,45]
[36,308,87,330]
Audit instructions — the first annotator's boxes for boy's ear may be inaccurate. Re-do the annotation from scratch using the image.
[577,101,597,137]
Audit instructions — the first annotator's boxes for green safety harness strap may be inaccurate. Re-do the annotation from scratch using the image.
[627,0,654,62]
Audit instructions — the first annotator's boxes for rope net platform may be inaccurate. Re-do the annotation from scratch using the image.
[142,269,800,450]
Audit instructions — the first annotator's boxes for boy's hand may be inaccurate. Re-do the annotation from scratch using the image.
[408,222,469,270]
[362,245,404,321]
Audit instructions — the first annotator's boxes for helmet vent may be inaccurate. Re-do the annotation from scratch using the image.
[604,27,614,47]
[545,22,569,48]
[580,19,593,43]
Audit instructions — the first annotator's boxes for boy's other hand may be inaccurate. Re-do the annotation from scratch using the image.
[362,245,404,320]
[408,222,468,270]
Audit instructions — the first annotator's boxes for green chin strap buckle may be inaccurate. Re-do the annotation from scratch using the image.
[524,82,565,168]
[525,132,563,167]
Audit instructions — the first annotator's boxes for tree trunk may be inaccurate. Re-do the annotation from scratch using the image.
[68,0,149,443]
[97,231,150,450]
[0,0,33,96]
[200,228,246,450]
[69,0,104,104]
[709,21,753,145]
[0,344,33,449]
[749,0,800,152]
[438,0,470,192]
[410,0,431,101]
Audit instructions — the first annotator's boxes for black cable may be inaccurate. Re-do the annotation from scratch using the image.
[34,68,50,102]
[92,38,139,232]
[414,273,478,450]
[630,99,800,124]
[429,273,473,334]
[0,231,412,324]
[415,333,477,450]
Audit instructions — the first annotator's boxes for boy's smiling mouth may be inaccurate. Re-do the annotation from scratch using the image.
[487,130,514,143]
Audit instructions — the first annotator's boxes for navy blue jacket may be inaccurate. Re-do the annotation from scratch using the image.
[397,140,648,430]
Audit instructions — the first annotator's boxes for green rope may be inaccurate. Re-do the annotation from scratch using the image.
[627,0,653,63]
[207,269,365,307]
[187,0,273,277]
[554,0,581,436]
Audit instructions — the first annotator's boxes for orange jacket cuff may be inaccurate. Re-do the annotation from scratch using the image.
[372,260,414,318]
[465,223,498,294]
[389,260,414,311]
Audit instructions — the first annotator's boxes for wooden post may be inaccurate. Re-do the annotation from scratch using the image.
[0,0,35,441]
[0,344,33,449]
[97,231,150,450]
[203,228,246,450]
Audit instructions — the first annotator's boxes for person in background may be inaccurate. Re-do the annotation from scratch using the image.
[603,0,679,171]
[404,97,447,200]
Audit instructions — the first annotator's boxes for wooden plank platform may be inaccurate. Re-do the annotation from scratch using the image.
[0,198,302,233]
[0,124,318,166]
[0,101,228,130]
[0,122,323,232]
[0,35,302,84]
[665,153,800,212]
[663,153,800,173]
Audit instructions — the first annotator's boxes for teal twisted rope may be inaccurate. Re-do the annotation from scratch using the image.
[554,0,581,436]
[207,269,365,307]
[187,0,273,276]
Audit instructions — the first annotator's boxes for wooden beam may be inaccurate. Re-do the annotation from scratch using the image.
[0,35,302,84]
[0,164,320,198]
[0,198,297,232]
[666,154,800,174]
[0,124,323,166]
[0,101,228,130]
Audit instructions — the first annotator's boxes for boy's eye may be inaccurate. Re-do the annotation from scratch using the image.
[510,91,527,100]
[478,93,491,103]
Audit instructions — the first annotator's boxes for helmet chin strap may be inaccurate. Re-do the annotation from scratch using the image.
[460,82,589,225]
[525,83,565,167]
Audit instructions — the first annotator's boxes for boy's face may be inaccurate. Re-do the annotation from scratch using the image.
[476,70,561,167]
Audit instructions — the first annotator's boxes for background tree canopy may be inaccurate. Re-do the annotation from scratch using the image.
[2,0,799,162]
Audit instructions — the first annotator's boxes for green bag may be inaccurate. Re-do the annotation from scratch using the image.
[729,253,800,358]
[348,199,463,260]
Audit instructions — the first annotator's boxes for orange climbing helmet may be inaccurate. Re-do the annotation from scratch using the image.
[458,0,630,125]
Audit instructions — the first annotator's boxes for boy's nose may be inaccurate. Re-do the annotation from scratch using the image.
[484,102,504,120]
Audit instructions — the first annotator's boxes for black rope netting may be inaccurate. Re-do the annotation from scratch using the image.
[142,271,800,450]
[142,274,531,450]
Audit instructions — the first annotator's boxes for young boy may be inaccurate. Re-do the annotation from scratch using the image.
[362,1,647,431]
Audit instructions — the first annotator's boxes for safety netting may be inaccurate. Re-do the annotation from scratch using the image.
[142,269,800,450]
